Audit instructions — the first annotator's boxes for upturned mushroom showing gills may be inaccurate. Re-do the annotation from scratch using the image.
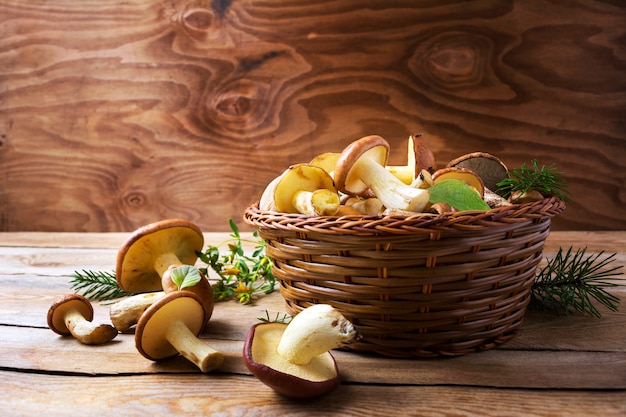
[333,135,430,212]
[259,163,340,216]
[47,294,118,345]
[116,219,205,293]
[135,291,223,373]
[243,304,360,398]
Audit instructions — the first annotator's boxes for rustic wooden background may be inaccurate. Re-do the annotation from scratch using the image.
[0,0,624,233]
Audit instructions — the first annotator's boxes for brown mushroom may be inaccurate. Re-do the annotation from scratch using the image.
[447,152,508,192]
[135,291,223,372]
[47,294,118,345]
[259,163,340,216]
[333,135,430,212]
[387,134,437,184]
[116,219,205,293]
[162,263,214,326]
[243,304,360,398]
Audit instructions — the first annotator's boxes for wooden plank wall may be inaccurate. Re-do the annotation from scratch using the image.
[0,0,624,233]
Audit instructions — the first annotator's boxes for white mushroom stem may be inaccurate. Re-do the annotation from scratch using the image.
[276,304,360,366]
[110,292,166,332]
[64,310,118,345]
[292,189,340,215]
[164,320,224,372]
[353,156,430,212]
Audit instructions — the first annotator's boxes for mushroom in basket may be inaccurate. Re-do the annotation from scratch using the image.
[243,304,360,398]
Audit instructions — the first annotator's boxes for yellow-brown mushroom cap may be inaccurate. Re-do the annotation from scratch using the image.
[333,135,390,195]
[47,294,93,335]
[134,291,206,361]
[116,219,204,293]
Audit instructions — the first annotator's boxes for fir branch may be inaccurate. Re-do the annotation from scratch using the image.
[530,247,624,318]
[69,269,132,301]
[497,160,570,201]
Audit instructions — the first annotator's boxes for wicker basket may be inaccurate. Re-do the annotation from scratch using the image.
[244,197,566,358]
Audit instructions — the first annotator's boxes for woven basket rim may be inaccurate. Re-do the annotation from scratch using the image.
[244,196,566,236]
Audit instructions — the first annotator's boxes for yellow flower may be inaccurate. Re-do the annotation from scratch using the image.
[224,267,241,276]
[234,281,250,293]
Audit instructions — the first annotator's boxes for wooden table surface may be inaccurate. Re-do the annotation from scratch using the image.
[1,230,625,417]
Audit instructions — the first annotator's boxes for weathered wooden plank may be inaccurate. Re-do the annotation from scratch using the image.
[1,371,624,417]
[0,1,624,233]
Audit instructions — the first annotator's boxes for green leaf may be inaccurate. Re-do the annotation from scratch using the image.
[170,265,202,290]
[428,179,490,211]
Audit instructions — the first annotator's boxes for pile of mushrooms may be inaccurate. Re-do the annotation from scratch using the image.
[243,304,360,398]
[259,134,539,217]
[47,219,223,373]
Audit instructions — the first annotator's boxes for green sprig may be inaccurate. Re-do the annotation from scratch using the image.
[497,159,570,201]
[69,269,132,301]
[530,247,624,318]
[196,219,277,304]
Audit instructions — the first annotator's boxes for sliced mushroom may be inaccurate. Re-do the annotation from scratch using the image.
[333,135,430,212]
[115,219,205,293]
[243,304,360,398]
[387,134,436,184]
[309,152,341,176]
[48,294,118,345]
[259,163,340,215]
[135,291,223,372]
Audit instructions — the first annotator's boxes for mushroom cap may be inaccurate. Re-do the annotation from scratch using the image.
[309,152,341,174]
[135,291,205,361]
[47,294,93,335]
[116,219,204,293]
[447,152,508,192]
[432,167,486,198]
[243,322,341,398]
[265,164,337,213]
[413,135,437,174]
[161,264,214,324]
[334,135,390,195]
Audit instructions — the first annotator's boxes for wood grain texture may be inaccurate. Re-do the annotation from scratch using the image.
[1,231,625,416]
[0,0,624,232]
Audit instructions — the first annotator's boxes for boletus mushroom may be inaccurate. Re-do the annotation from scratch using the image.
[135,291,223,372]
[259,163,340,216]
[243,304,360,398]
[386,134,437,184]
[47,294,118,345]
[333,135,430,212]
[447,152,508,193]
[116,219,205,293]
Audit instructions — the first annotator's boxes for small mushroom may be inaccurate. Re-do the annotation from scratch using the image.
[47,294,118,345]
[447,152,508,193]
[387,134,436,184]
[135,291,223,372]
[161,263,214,327]
[333,135,430,212]
[259,163,340,216]
[116,219,205,293]
[243,304,360,398]
[510,188,545,204]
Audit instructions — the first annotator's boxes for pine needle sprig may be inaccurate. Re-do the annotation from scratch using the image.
[530,247,624,318]
[497,160,570,201]
[69,269,132,301]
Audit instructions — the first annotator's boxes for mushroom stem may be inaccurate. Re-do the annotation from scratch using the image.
[276,304,360,366]
[64,310,118,345]
[353,156,430,212]
[153,252,184,278]
[110,291,166,332]
[292,189,340,215]
[164,319,224,372]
